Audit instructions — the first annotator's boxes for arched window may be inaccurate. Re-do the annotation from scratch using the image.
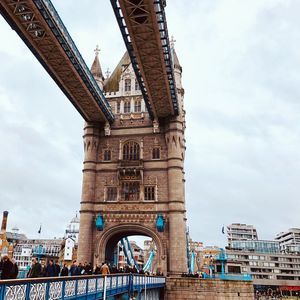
[122,182,140,201]
[125,79,131,92]
[116,101,120,114]
[103,149,111,161]
[123,141,140,160]
[135,79,140,90]
[134,100,141,112]
[152,147,160,159]
[124,101,131,113]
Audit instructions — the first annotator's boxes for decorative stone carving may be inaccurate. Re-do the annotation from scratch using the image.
[104,122,111,136]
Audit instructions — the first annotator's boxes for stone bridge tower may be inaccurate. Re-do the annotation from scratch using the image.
[78,47,187,275]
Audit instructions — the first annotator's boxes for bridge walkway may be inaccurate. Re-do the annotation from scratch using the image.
[0,273,165,300]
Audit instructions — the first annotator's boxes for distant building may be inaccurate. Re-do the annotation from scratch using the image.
[13,239,63,270]
[275,228,300,253]
[64,213,80,243]
[118,240,144,270]
[0,211,27,259]
[224,226,300,296]
[227,223,258,246]
[188,239,204,273]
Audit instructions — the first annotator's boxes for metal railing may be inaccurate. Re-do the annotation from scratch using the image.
[203,272,252,281]
[0,274,165,300]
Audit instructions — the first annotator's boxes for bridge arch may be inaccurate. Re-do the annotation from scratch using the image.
[95,224,167,275]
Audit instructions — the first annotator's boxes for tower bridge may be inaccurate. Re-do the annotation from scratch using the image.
[0,1,255,299]
[1,0,187,276]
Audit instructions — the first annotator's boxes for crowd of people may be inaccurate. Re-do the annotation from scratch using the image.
[0,257,158,280]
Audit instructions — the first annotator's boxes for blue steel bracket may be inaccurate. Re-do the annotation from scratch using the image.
[156,214,165,232]
[96,214,104,231]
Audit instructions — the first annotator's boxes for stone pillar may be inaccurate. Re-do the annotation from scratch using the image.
[166,120,187,275]
[77,122,100,264]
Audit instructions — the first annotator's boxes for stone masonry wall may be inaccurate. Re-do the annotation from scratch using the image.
[165,277,254,300]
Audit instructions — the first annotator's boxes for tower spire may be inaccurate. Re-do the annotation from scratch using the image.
[91,45,104,88]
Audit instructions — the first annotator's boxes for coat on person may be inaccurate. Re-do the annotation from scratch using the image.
[46,260,56,277]
[27,258,41,278]
[60,264,69,277]
[0,256,13,280]
[54,262,61,277]
[100,263,110,275]
[10,259,19,279]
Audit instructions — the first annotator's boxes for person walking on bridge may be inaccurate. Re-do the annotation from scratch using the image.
[100,262,110,275]
[0,256,13,279]
[27,257,41,278]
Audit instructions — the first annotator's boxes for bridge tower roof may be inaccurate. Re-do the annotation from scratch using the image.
[91,45,105,88]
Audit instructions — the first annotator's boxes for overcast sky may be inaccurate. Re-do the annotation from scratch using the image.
[0,0,300,247]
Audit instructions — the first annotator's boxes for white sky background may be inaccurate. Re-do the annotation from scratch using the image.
[0,0,300,247]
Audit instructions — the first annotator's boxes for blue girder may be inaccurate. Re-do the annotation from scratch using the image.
[121,237,140,270]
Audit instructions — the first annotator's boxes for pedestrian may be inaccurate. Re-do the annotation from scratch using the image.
[94,264,101,274]
[0,255,13,279]
[111,265,117,274]
[100,262,110,275]
[60,264,69,276]
[54,260,60,277]
[46,260,56,277]
[27,257,41,278]
[40,260,47,277]
[78,263,84,275]
[70,260,78,276]
[10,258,19,279]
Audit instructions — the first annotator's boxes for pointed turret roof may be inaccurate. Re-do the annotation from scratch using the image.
[173,49,182,72]
[91,45,104,81]
[104,51,131,92]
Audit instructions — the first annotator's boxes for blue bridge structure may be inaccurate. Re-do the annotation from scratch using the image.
[0,274,165,300]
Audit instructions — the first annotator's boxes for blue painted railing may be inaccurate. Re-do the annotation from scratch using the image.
[0,274,165,300]
[203,273,252,281]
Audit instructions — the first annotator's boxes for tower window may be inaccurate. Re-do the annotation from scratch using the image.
[152,147,160,159]
[134,100,141,112]
[106,187,117,201]
[116,102,120,114]
[135,79,140,90]
[124,101,131,113]
[125,79,131,92]
[103,149,111,161]
[122,182,140,201]
[123,141,140,160]
[144,186,155,201]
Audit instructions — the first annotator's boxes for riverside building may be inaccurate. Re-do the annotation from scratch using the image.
[225,227,300,296]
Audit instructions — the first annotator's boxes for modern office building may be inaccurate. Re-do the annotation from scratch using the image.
[227,223,258,246]
[224,228,300,296]
[275,228,300,253]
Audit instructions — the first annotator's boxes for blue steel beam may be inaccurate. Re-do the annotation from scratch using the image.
[111,0,179,120]
[0,0,114,123]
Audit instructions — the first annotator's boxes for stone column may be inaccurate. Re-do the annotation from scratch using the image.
[166,120,187,275]
[77,122,100,264]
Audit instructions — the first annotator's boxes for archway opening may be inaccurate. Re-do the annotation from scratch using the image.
[104,233,159,274]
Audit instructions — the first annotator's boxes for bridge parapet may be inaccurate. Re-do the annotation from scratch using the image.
[0,274,165,300]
